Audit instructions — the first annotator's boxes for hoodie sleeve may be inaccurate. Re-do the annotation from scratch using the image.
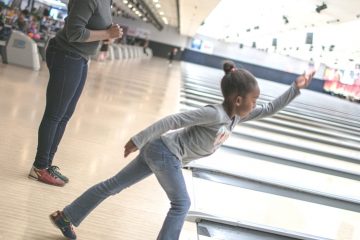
[65,0,98,42]
[131,106,218,149]
[240,82,300,122]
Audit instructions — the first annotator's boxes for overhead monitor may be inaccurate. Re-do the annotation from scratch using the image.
[49,7,67,21]
[1,0,13,6]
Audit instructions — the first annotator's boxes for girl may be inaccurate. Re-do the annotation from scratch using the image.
[50,61,315,239]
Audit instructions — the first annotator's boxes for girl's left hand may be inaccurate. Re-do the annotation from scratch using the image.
[124,139,138,157]
[295,70,316,89]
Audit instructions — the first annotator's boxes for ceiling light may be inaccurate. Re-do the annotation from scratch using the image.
[130,0,164,31]
[162,17,168,24]
[283,16,289,24]
[316,2,327,13]
[272,38,277,47]
[326,19,340,24]
[155,3,161,8]
[159,11,164,15]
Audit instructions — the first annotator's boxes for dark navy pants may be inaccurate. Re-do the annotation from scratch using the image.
[33,38,88,169]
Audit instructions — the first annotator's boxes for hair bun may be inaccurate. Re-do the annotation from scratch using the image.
[223,61,236,74]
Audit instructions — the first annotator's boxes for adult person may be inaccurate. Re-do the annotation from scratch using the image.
[167,47,177,66]
[29,0,123,187]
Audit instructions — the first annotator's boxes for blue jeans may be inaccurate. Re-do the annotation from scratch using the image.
[33,38,88,169]
[63,138,191,240]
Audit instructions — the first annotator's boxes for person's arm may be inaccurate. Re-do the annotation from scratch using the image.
[65,0,122,43]
[240,71,315,122]
[124,106,217,157]
[85,25,122,42]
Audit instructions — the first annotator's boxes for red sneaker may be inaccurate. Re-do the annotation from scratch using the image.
[28,166,65,187]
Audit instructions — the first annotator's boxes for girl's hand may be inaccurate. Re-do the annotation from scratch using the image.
[295,70,316,89]
[124,139,138,158]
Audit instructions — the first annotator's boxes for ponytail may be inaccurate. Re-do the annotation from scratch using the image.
[223,61,236,74]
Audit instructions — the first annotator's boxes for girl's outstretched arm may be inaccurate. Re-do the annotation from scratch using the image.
[240,70,316,122]
[295,70,316,89]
